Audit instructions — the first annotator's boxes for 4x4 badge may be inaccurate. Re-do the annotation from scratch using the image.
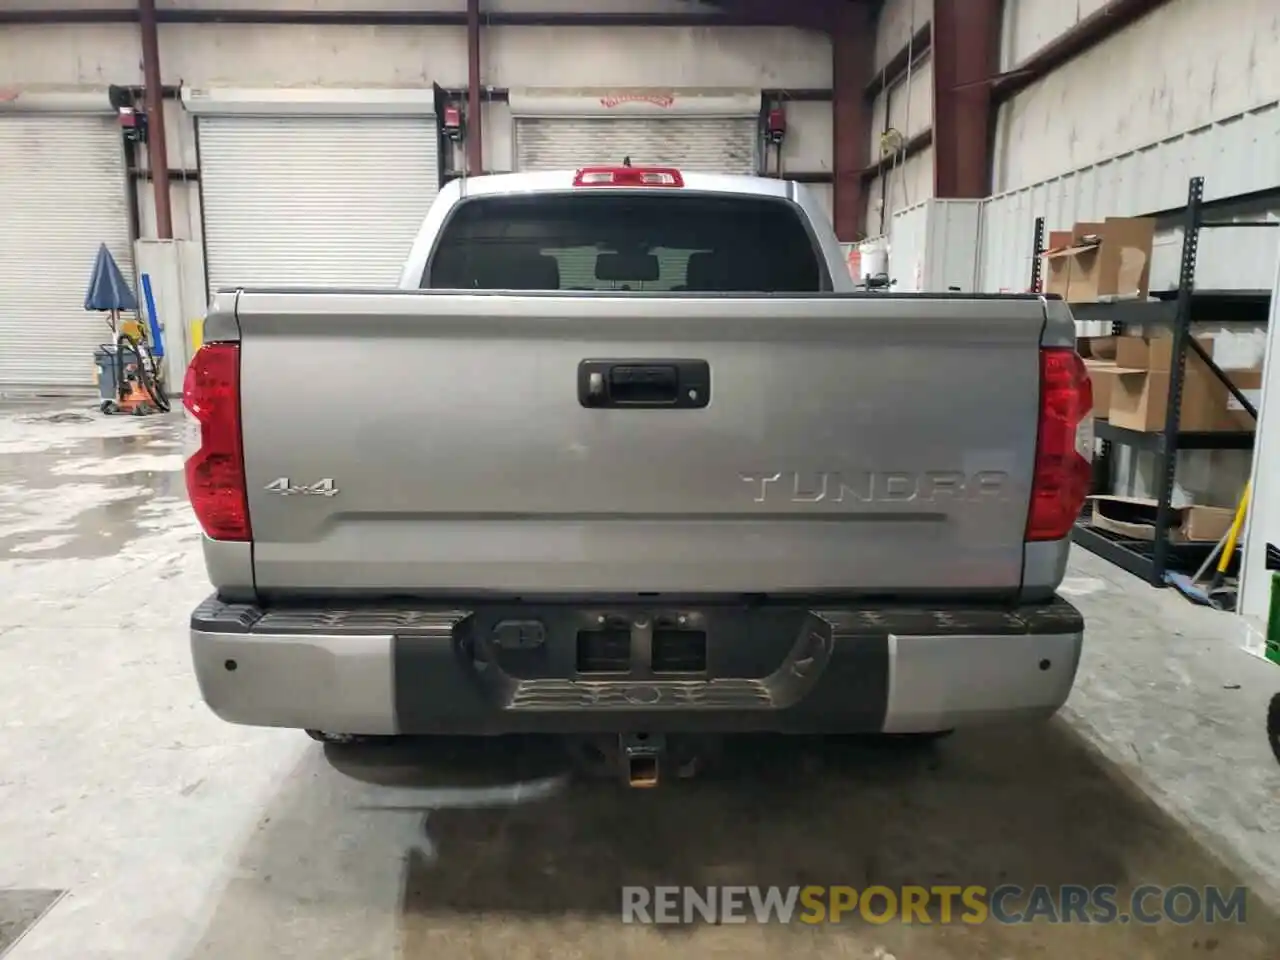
[264,477,339,497]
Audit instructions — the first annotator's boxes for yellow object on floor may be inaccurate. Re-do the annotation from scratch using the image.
[1216,481,1251,578]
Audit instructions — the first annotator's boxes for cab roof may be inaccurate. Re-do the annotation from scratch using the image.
[452,168,797,201]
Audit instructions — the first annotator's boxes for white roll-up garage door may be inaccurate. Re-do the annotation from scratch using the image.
[191,98,438,291]
[0,110,132,389]
[510,89,761,174]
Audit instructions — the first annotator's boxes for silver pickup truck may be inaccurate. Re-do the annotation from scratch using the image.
[184,165,1091,783]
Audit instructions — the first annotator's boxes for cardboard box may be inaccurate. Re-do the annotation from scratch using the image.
[1109,373,1166,431]
[1088,496,1236,543]
[1218,369,1264,430]
[1083,360,1121,419]
[1181,504,1237,543]
[1078,336,1118,360]
[1107,334,1261,432]
[1041,218,1156,303]
[1044,230,1075,299]
[1113,335,1152,371]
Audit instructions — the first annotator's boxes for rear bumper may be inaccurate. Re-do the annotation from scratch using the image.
[189,596,1083,736]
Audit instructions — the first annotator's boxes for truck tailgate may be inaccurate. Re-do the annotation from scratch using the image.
[233,291,1046,596]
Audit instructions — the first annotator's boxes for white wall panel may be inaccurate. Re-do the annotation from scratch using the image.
[994,0,1280,191]
[484,26,830,88]
[864,146,934,238]
[0,25,142,87]
[1000,0,1112,69]
[0,0,131,11]
[887,199,983,293]
[138,181,204,243]
[177,28,828,101]
[872,0,931,75]
[1147,207,1280,292]
[1,21,828,99]
[481,99,515,172]
[779,100,832,175]
[158,25,469,86]
[164,99,199,170]
[868,55,931,165]
[981,101,1280,293]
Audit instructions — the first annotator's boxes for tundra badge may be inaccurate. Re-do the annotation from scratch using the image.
[264,477,339,497]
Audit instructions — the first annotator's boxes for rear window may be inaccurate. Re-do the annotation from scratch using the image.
[423,193,830,292]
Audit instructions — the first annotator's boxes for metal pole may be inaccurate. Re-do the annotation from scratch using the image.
[139,0,172,239]
[1029,216,1045,292]
[466,0,483,176]
[1151,176,1204,583]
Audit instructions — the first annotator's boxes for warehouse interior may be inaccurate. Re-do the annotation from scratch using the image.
[2,0,1280,957]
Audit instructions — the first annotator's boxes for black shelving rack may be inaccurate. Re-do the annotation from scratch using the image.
[1031,176,1278,586]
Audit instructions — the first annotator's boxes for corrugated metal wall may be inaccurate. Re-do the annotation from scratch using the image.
[994,0,1278,191]
[983,0,1280,294]
[981,102,1280,293]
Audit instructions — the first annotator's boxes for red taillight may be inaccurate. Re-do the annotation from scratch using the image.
[183,342,250,542]
[572,166,684,188]
[1027,347,1094,542]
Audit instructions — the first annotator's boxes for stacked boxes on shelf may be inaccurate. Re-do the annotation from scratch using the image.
[1035,177,1273,585]
[1082,333,1261,433]
[1079,331,1259,545]
[1043,218,1157,305]
[1042,212,1252,551]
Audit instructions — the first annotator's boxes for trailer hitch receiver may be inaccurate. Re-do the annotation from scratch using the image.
[621,733,663,788]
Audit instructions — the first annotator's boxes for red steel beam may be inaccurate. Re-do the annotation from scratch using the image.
[466,0,482,175]
[931,0,1000,199]
[991,0,1173,103]
[831,1,875,241]
[138,0,172,239]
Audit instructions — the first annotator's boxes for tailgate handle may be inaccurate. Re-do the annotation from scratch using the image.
[611,365,677,402]
[579,359,710,409]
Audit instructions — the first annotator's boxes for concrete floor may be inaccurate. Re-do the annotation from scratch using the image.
[1,401,1278,960]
